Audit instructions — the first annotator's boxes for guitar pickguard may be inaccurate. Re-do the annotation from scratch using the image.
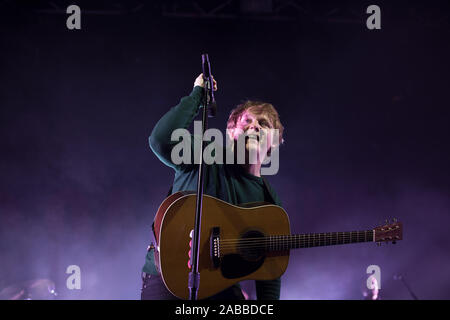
[220,254,265,279]
[220,229,266,279]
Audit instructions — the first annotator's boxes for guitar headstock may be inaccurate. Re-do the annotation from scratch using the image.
[373,219,403,245]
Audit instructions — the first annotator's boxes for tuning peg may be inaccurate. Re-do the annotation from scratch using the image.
[377,242,381,246]
[393,218,398,223]
[385,219,389,224]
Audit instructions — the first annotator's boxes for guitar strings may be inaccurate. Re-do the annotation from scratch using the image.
[217,234,373,252]
[219,238,369,249]
[219,232,371,244]
[218,232,373,246]
[219,239,370,254]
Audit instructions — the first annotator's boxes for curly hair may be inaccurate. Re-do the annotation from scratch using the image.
[226,100,284,144]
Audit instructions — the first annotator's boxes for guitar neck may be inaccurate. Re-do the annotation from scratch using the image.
[264,230,374,251]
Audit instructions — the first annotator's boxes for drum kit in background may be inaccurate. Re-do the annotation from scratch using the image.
[0,279,58,300]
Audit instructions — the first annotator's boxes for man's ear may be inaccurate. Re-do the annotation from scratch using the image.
[266,140,280,158]
[267,128,282,156]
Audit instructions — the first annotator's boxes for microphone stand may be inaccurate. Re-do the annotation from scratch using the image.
[188,53,216,300]
[393,274,419,300]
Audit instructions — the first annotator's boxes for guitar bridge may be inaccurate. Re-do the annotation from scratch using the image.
[210,227,220,268]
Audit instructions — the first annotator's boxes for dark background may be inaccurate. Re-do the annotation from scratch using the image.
[0,0,449,299]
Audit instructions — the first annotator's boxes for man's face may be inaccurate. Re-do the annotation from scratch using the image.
[229,109,274,163]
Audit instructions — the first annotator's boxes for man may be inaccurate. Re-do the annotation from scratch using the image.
[141,74,285,300]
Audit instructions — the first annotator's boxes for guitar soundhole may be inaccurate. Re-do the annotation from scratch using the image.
[220,230,266,279]
[239,230,265,261]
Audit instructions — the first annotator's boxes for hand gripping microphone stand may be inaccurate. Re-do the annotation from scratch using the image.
[188,53,217,300]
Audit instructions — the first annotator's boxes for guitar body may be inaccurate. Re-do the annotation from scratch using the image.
[153,191,290,300]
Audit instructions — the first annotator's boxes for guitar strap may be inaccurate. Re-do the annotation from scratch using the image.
[261,176,277,205]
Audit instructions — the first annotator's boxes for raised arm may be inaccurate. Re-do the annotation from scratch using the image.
[149,74,217,169]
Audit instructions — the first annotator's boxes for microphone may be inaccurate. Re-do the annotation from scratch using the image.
[201,53,217,118]
[201,54,211,79]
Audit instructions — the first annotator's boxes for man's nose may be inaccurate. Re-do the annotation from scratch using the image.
[249,121,260,132]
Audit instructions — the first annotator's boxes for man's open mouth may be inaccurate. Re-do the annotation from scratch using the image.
[246,134,259,142]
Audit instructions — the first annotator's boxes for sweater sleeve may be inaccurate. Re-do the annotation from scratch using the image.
[149,86,204,169]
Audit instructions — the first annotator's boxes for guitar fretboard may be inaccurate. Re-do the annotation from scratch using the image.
[264,230,374,251]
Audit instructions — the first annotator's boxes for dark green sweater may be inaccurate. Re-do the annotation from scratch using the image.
[143,86,282,300]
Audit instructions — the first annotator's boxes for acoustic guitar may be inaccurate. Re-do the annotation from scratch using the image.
[152,191,403,300]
